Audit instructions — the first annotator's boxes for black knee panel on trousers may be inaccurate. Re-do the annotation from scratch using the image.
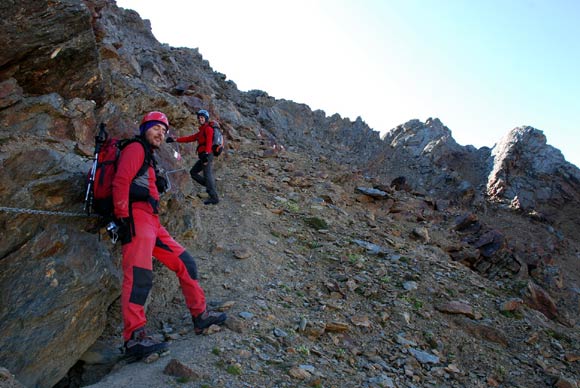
[155,237,173,252]
[179,251,198,280]
[130,266,153,305]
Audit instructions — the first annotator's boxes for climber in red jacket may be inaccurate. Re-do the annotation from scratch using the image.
[166,109,219,205]
[112,111,226,359]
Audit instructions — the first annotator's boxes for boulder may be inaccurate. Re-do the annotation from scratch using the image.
[0,225,120,388]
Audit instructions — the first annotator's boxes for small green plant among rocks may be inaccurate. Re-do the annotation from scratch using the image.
[335,348,346,359]
[285,201,300,213]
[226,364,242,375]
[411,298,424,310]
[545,329,569,342]
[497,365,507,378]
[399,256,411,264]
[296,345,310,355]
[347,253,364,264]
[399,294,424,309]
[307,240,322,249]
[500,309,523,319]
[423,331,438,349]
[303,216,328,230]
[446,288,458,297]
[484,287,501,297]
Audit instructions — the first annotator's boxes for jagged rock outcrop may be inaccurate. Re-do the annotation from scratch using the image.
[0,1,579,387]
[487,126,580,212]
[367,118,491,205]
[253,95,383,162]
[367,120,580,232]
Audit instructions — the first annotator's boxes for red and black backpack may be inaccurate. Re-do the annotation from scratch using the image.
[87,135,151,218]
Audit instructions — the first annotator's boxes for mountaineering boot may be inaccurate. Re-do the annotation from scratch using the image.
[203,197,219,205]
[193,310,227,334]
[124,327,168,359]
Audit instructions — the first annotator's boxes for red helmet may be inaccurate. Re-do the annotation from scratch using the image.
[141,111,169,129]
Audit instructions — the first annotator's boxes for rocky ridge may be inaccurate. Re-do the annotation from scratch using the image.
[0,1,578,388]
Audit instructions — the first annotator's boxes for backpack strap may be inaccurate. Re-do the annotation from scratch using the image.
[118,136,155,177]
[118,136,159,214]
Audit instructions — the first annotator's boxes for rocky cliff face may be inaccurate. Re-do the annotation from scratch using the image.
[1,1,578,387]
[0,0,102,101]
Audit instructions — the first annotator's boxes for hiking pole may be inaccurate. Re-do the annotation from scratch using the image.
[84,123,108,215]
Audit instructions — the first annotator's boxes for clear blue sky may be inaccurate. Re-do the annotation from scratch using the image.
[116,0,579,167]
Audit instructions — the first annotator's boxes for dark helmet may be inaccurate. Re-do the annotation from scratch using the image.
[197,109,209,120]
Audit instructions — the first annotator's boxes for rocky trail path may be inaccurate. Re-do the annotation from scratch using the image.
[60,138,580,388]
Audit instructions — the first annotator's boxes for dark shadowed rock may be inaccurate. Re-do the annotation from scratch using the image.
[472,230,504,258]
[390,176,411,191]
[453,212,479,232]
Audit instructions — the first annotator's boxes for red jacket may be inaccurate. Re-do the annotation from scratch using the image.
[176,122,213,155]
[112,141,159,218]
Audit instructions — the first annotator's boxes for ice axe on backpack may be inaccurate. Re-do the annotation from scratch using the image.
[84,123,108,215]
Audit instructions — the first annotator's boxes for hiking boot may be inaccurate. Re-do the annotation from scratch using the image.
[203,197,219,205]
[124,327,168,359]
[193,310,227,334]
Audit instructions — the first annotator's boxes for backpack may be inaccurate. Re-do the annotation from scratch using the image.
[85,127,151,218]
[209,120,224,157]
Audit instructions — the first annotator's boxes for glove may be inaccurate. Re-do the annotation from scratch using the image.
[156,173,169,194]
[199,152,209,163]
[111,217,132,245]
[166,137,175,143]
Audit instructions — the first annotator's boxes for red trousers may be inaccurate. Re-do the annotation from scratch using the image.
[121,207,206,340]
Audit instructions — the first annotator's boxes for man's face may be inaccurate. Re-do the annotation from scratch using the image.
[144,124,167,148]
[198,115,206,125]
